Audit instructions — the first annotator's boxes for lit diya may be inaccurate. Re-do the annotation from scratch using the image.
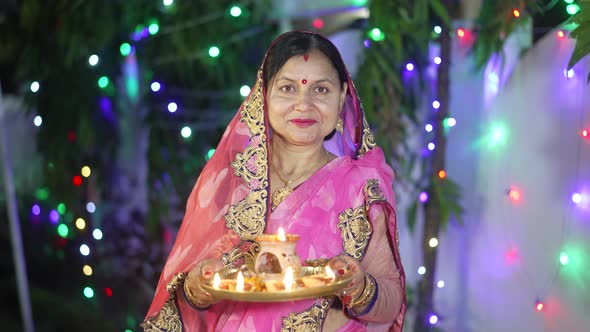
[254,227,302,278]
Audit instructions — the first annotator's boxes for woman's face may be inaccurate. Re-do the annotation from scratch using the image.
[267,49,347,148]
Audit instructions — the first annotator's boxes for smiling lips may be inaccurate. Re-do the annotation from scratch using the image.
[290,119,317,127]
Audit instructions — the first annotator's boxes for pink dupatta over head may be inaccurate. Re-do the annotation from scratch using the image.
[144,31,406,332]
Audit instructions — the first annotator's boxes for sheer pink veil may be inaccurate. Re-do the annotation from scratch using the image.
[145,31,406,331]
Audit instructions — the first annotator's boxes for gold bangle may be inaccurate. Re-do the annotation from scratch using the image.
[183,275,210,309]
[349,274,376,309]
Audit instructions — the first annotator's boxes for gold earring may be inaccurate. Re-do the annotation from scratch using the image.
[335,118,344,133]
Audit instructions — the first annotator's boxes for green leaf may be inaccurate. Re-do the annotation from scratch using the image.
[429,0,451,26]
[568,40,590,70]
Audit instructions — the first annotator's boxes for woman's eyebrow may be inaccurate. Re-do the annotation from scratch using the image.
[275,76,336,85]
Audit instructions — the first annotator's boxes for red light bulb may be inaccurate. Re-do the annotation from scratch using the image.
[557,31,565,39]
[508,188,521,202]
[312,18,324,29]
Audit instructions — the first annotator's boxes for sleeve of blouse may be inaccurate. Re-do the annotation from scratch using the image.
[358,203,404,324]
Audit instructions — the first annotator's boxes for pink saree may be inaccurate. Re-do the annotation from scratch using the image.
[143,32,406,332]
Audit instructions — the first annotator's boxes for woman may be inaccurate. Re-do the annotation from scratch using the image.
[143,31,406,332]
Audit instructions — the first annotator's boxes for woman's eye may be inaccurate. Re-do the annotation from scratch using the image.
[315,87,329,94]
[280,85,295,92]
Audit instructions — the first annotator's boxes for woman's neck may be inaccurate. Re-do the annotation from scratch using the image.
[270,140,327,180]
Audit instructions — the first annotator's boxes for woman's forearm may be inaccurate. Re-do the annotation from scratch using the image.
[355,205,403,323]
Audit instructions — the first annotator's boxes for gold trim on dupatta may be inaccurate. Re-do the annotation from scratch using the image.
[141,273,186,332]
[226,70,269,241]
[337,179,385,260]
[281,298,333,332]
[357,117,376,157]
[338,205,372,260]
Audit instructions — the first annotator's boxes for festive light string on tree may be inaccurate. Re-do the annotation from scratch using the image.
[407,3,583,326]
[29,1,584,328]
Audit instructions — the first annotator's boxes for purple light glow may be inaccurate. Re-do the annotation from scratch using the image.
[32,204,41,216]
[99,97,115,122]
[49,210,59,224]
[419,192,429,203]
[571,192,582,204]
[363,39,370,48]
[406,63,415,71]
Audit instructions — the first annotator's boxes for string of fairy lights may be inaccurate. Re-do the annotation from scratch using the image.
[25,1,259,330]
[497,30,589,315]
[22,0,587,329]
[405,1,588,327]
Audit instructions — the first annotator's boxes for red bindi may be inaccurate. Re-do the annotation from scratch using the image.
[302,79,307,84]
[303,54,309,61]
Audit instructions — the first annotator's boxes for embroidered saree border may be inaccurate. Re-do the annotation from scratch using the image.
[281,298,333,332]
[226,70,269,241]
[142,273,186,332]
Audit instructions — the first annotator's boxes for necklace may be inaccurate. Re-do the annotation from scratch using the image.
[271,149,330,210]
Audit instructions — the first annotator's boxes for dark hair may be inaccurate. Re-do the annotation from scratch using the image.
[263,31,348,90]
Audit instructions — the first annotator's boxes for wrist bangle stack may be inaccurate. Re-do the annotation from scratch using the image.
[346,273,378,317]
[183,276,211,311]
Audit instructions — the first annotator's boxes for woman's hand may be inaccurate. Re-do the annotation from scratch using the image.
[328,254,366,306]
[184,259,224,308]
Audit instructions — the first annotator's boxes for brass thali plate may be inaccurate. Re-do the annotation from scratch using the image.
[201,276,352,303]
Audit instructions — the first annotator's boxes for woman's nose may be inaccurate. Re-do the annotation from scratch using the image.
[294,93,312,112]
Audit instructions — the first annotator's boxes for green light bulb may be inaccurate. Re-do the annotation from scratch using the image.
[57,224,69,238]
[207,148,216,159]
[98,76,109,89]
[369,28,385,41]
[560,252,570,266]
[57,203,66,215]
[83,287,94,298]
[148,23,159,35]
[230,6,242,17]
[566,4,580,15]
[209,46,220,58]
[120,43,132,56]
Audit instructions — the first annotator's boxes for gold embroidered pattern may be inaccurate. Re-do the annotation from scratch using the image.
[364,179,386,205]
[281,298,333,332]
[337,179,385,260]
[141,273,186,332]
[358,117,376,156]
[338,205,372,259]
[221,241,261,270]
[226,70,269,241]
[231,144,268,187]
[225,190,267,241]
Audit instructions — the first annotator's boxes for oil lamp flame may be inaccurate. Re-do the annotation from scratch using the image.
[283,266,294,291]
[213,272,221,289]
[277,227,287,242]
[325,266,335,281]
[236,271,244,292]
